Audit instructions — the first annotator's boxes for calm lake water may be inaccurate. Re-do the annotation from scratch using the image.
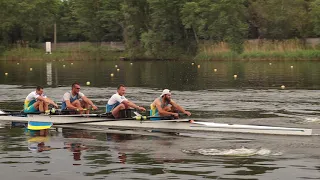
[0,60,320,180]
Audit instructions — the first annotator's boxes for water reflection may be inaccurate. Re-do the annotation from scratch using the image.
[0,125,319,179]
[64,142,87,163]
[27,129,51,153]
[1,60,320,90]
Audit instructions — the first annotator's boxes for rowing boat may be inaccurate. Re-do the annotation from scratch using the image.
[0,113,313,136]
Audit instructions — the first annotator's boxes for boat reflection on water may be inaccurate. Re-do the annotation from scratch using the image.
[61,127,96,139]
[26,129,52,152]
[106,133,137,164]
[64,142,88,164]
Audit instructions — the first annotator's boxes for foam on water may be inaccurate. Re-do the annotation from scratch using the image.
[183,147,282,157]
[304,117,320,123]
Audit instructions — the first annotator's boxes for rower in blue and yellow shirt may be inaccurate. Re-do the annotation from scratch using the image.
[150,89,191,120]
[24,86,58,113]
[61,82,98,114]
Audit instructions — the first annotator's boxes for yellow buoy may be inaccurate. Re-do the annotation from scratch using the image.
[86,81,90,86]
[290,66,293,69]
[130,63,133,65]
[110,73,114,77]
[17,63,20,65]
[63,65,66,68]
[281,85,285,89]
[117,68,120,72]
[233,74,237,78]
[214,69,217,72]
[5,73,8,76]
[269,63,272,65]
[71,63,73,65]
[115,65,118,68]
[191,62,194,66]
[197,65,200,68]
[29,68,33,71]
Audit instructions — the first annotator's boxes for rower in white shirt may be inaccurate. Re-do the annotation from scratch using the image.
[24,86,58,113]
[106,84,146,118]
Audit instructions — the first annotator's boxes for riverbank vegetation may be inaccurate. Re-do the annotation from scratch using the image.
[1,0,320,60]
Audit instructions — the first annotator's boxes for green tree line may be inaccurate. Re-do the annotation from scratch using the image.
[1,0,320,59]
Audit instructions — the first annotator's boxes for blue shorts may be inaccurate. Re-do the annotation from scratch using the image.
[106,102,120,113]
[150,109,160,121]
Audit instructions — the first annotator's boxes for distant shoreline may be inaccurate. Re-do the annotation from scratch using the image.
[1,39,320,61]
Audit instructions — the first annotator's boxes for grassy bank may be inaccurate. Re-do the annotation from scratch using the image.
[196,39,320,60]
[0,43,127,61]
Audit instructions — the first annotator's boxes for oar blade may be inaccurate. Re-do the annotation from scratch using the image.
[28,121,53,130]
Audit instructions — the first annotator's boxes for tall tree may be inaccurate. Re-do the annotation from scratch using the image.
[141,0,196,59]
[181,0,248,53]
[248,0,312,39]
[311,0,320,36]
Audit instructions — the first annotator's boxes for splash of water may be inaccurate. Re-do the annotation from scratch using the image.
[304,117,320,123]
[182,147,282,157]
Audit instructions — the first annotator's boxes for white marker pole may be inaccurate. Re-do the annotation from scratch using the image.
[46,42,52,54]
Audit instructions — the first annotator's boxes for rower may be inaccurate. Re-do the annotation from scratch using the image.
[24,86,58,113]
[106,84,146,118]
[150,89,191,120]
[61,82,98,114]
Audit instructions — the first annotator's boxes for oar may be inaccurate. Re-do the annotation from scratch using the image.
[0,109,41,116]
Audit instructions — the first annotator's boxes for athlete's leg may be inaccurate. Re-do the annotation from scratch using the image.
[80,100,89,114]
[112,103,125,118]
[71,100,83,114]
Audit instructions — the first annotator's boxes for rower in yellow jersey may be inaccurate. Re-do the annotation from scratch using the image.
[24,86,58,113]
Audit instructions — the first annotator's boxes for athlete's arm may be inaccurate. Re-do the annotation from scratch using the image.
[82,96,98,110]
[123,100,146,111]
[170,100,191,116]
[155,100,178,117]
[37,96,58,108]
[65,100,80,110]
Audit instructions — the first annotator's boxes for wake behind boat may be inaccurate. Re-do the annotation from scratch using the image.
[0,111,313,136]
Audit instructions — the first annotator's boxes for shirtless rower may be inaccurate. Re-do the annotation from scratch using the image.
[150,89,191,119]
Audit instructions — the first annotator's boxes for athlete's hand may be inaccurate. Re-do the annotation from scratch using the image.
[92,105,98,110]
[184,111,191,116]
[138,106,146,111]
[172,113,179,118]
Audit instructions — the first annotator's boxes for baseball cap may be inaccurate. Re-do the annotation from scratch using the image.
[160,89,171,97]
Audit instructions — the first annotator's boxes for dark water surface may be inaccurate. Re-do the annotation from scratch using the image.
[0,60,320,179]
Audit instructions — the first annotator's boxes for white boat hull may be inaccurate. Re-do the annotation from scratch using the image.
[0,114,313,136]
